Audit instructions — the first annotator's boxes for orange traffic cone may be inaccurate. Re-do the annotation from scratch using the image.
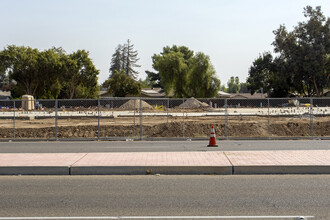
[207,125,218,147]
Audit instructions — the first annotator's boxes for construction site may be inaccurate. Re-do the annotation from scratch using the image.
[0,97,329,140]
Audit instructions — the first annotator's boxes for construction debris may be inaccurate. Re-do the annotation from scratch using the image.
[119,99,153,110]
[179,97,209,109]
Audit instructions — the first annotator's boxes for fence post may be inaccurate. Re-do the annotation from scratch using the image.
[133,99,136,138]
[13,100,16,139]
[225,98,228,140]
[97,99,100,141]
[167,98,169,128]
[310,97,314,139]
[268,98,270,138]
[55,99,58,141]
[139,97,143,140]
[182,98,185,138]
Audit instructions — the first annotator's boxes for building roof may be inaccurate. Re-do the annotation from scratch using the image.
[230,93,268,99]
[218,91,231,97]
[99,90,109,96]
[141,88,166,98]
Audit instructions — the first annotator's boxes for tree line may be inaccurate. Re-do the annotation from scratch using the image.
[103,43,221,98]
[247,6,330,97]
[0,46,99,99]
[1,5,328,99]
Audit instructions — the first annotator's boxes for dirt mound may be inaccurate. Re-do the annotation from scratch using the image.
[1,117,329,139]
[179,97,209,109]
[120,99,153,110]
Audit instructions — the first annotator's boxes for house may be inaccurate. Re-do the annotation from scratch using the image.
[141,88,166,98]
[217,91,231,98]
[99,87,166,98]
[0,91,11,100]
[229,93,268,99]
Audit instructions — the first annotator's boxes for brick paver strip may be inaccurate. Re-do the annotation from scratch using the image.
[0,153,86,166]
[225,150,330,166]
[2,151,330,175]
[225,150,330,174]
[72,152,231,166]
[0,153,87,175]
[70,152,232,175]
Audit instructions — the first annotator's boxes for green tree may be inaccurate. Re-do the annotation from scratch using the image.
[227,76,241,93]
[109,45,123,78]
[153,50,189,97]
[247,52,275,95]
[125,39,141,79]
[220,84,227,92]
[104,70,141,97]
[239,82,249,93]
[0,64,9,90]
[247,52,291,97]
[151,45,220,98]
[109,40,141,79]
[36,47,64,99]
[1,45,40,96]
[187,52,220,97]
[273,6,329,96]
[63,50,99,99]
[0,45,99,99]
[138,78,150,88]
[145,70,162,88]
[248,6,330,97]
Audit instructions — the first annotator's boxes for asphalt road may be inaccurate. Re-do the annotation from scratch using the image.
[0,175,328,219]
[0,140,329,153]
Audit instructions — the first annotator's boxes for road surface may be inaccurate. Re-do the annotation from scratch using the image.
[0,175,327,219]
[0,140,329,153]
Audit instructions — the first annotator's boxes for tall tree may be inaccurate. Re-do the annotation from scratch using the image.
[104,70,141,97]
[109,40,141,79]
[278,6,327,97]
[36,47,64,99]
[187,52,220,97]
[151,45,220,98]
[247,52,291,97]
[227,76,241,93]
[153,50,188,97]
[124,39,141,79]
[109,44,123,78]
[63,50,99,99]
[0,45,40,96]
[248,6,330,97]
[247,52,275,95]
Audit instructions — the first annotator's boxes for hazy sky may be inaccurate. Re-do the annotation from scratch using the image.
[1,0,329,86]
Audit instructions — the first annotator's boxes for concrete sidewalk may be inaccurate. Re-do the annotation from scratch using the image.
[1,150,330,175]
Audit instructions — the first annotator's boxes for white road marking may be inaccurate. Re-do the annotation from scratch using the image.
[0,216,314,219]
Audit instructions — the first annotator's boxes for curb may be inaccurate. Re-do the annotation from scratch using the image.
[2,165,330,175]
[0,166,70,175]
[233,165,330,175]
[70,166,232,175]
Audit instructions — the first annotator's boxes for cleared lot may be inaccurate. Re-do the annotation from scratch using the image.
[0,113,329,139]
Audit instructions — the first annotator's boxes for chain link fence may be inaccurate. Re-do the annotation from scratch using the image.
[0,97,329,141]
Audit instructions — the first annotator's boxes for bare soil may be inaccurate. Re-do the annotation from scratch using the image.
[0,115,329,139]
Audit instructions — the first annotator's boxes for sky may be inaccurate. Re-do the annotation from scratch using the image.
[0,0,329,86]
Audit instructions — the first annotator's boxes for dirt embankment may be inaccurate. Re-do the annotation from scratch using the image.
[0,116,329,139]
